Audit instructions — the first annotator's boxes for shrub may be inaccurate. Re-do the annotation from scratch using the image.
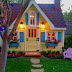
[56,51,60,54]
[41,51,46,56]
[52,51,55,54]
[12,51,16,54]
[48,51,51,55]
[8,51,11,54]
[64,35,72,49]
[18,51,24,55]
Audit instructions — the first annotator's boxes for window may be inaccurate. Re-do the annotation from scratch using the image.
[47,33,55,41]
[28,29,36,37]
[10,32,18,42]
[30,12,35,25]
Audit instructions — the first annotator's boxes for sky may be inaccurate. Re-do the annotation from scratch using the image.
[35,0,72,12]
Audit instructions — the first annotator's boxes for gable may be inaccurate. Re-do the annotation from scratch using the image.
[9,0,66,30]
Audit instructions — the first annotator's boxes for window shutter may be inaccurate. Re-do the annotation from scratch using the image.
[26,13,28,25]
[58,32,62,42]
[37,13,39,25]
[20,32,24,42]
[41,32,45,42]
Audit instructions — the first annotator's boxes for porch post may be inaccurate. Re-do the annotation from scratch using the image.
[38,28,40,51]
[62,30,65,47]
[25,26,26,52]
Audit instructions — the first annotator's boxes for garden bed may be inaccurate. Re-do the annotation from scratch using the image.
[41,51,63,59]
[7,51,24,58]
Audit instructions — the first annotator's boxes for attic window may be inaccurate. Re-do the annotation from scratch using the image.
[30,12,35,25]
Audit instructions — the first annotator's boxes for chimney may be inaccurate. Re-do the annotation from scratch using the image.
[55,0,61,11]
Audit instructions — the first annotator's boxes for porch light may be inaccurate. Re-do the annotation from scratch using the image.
[41,22,45,28]
[20,22,23,28]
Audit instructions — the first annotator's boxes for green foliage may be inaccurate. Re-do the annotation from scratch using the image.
[56,51,60,54]
[18,51,24,55]
[52,51,56,54]
[63,11,72,23]
[41,51,46,56]
[48,51,51,55]
[12,51,16,54]
[64,35,72,49]
[8,51,11,54]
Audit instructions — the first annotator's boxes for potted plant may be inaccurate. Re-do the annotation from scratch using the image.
[9,38,19,48]
[45,38,60,48]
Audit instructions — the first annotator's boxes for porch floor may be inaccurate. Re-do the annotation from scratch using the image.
[24,51,41,57]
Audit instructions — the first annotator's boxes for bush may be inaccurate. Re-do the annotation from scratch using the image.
[64,35,72,49]
[52,51,55,54]
[41,51,46,56]
[48,51,51,55]
[18,51,24,55]
[8,51,11,54]
[12,51,16,54]
[56,51,60,54]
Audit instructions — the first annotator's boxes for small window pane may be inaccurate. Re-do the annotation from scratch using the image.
[51,37,55,40]
[30,19,32,25]
[28,29,30,37]
[48,33,52,36]
[33,19,34,25]
[34,29,36,37]
[32,29,33,37]
[47,37,50,40]
[52,33,55,36]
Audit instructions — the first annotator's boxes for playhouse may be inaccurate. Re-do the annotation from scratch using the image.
[8,0,66,53]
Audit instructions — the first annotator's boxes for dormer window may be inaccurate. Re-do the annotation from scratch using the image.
[29,11,36,26]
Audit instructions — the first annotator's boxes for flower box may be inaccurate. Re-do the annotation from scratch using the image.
[45,43,58,48]
[9,43,19,48]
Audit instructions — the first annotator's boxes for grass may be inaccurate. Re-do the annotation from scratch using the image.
[6,56,72,72]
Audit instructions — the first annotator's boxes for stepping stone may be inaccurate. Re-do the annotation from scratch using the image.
[30,58,40,64]
[31,69,44,72]
[32,64,43,67]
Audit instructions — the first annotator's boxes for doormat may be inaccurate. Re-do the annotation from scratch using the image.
[25,52,41,57]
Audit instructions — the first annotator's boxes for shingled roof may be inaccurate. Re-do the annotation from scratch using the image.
[9,2,66,28]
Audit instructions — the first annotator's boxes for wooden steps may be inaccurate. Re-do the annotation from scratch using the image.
[24,52,41,57]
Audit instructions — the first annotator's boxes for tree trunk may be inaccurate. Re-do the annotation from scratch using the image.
[0,37,9,72]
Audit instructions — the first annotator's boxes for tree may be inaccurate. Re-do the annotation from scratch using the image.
[63,10,72,23]
[0,0,30,72]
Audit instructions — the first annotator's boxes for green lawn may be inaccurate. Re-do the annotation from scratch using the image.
[6,56,72,72]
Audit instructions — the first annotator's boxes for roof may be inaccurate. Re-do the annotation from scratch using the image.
[9,3,66,28]
[9,3,22,25]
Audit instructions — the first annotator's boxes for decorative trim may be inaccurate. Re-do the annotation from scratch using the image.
[52,28,66,30]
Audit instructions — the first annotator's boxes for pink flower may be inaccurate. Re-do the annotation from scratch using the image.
[3,19,6,24]
[1,4,3,9]
[1,14,3,17]
[0,25,1,27]
[6,9,9,11]
[4,9,7,13]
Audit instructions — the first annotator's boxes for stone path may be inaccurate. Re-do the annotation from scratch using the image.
[30,58,44,72]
